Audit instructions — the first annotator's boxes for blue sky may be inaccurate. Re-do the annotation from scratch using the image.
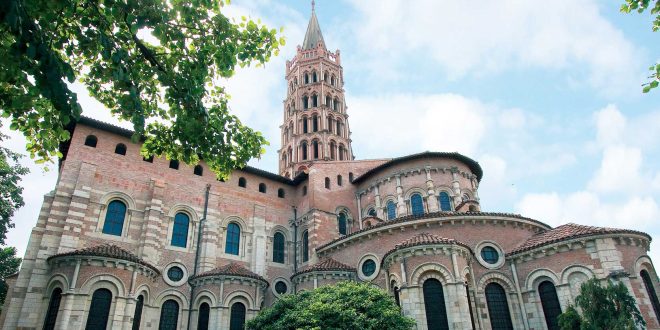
[2,0,659,263]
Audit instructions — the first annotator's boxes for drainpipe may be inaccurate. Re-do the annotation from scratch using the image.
[292,206,298,273]
[187,184,211,330]
[510,261,530,330]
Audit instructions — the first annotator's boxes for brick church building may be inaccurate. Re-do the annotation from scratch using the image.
[2,5,659,330]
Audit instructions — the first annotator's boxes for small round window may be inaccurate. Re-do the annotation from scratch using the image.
[362,259,377,277]
[275,281,288,295]
[480,246,499,264]
[167,266,184,282]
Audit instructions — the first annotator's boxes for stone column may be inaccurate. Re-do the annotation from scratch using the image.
[138,179,166,266]
[450,167,462,206]
[374,186,383,219]
[426,166,439,212]
[395,175,407,216]
[252,204,267,275]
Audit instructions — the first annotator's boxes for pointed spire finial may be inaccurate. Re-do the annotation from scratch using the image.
[311,0,315,12]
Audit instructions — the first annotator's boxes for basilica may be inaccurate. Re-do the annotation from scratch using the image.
[1,5,659,330]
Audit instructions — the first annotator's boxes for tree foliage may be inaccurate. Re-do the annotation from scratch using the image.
[0,246,21,313]
[558,277,646,330]
[247,281,416,330]
[0,127,29,245]
[621,0,660,93]
[0,0,285,178]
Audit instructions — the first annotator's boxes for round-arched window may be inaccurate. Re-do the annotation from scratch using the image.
[362,259,376,277]
[481,246,499,264]
[167,266,184,282]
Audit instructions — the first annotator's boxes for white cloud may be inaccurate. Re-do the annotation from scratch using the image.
[594,104,627,147]
[346,0,642,95]
[588,145,644,193]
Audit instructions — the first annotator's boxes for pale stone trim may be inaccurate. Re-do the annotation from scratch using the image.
[477,271,516,293]
[475,240,505,269]
[559,265,594,285]
[163,262,189,287]
[224,290,255,309]
[95,192,134,238]
[153,289,189,308]
[193,290,218,307]
[410,262,454,286]
[524,268,560,292]
[357,254,380,281]
[271,277,292,297]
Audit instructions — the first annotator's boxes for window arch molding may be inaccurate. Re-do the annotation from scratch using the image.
[153,290,189,313]
[477,271,516,294]
[45,274,70,296]
[559,265,594,285]
[133,285,151,306]
[634,255,657,278]
[193,290,217,309]
[411,262,454,286]
[96,191,136,237]
[404,187,428,200]
[79,275,125,329]
[166,205,200,251]
[193,293,215,330]
[363,205,377,218]
[335,206,353,229]
[436,188,454,211]
[223,291,254,309]
[524,268,560,292]
[221,216,250,258]
[269,225,290,264]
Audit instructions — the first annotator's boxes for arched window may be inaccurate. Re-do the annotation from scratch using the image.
[194,165,203,176]
[339,145,345,161]
[326,95,332,107]
[338,212,347,235]
[334,99,340,111]
[85,288,112,330]
[330,141,336,160]
[331,75,336,86]
[393,285,400,307]
[273,232,285,263]
[84,135,98,147]
[225,223,241,255]
[387,201,397,220]
[538,281,561,330]
[238,177,246,188]
[324,72,329,82]
[302,185,307,196]
[229,302,246,330]
[115,143,127,155]
[132,295,144,330]
[171,213,190,248]
[349,172,354,181]
[301,141,308,160]
[312,94,318,107]
[439,192,452,211]
[197,302,210,330]
[337,175,343,186]
[641,270,660,321]
[485,283,513,330]
[312,71,317,83]
[312,115,318,131]
[43,288,62,330]
[411,193,424,216]
[303,118,309,133]
[277,188,285,198]
[367,208,376,217]
[325,177,330,189]
[312,140,319,159]
[302,230,309,262]
[102,200,127,236]
[169,160,179,170]
[259,183,267,193]
[336,121,341,135]
[423,279,449,330]
[158,299,179,330]
[303,95,309,109]
[304,73,309,84]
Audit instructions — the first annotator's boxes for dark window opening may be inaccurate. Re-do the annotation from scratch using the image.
[158,299,179,330]
[325,177,330,189]
[387,201,397,220]
[169,160,179,170]
[338,212,347,235]
[439,192,452,211]
[337,175,343,186]
[423,279,450,330]
[115,143,127,155]
[84,135,98,147]
[349,172,354,181]
[481,246,499,264]
[238,177,246,188]
[171,213,190,248]
[277,188,285,198]
[362,259,376,277]
[197,302,210,330]
[275,281,288,295]
[259,183,267,193]
[229,302,246,330]
[194,165,203,176]
[302,230,309,262]
[641,270,660,322]
[102,200,127,236]
[485,283,514,330]
[539,281,562,330]
[43,288,62,330]
[273,232,285,263]
[225,223,241,255]
[132,295,144,330]
[411,193,424,216]
[143,155,154,163]
[302,186,307,196]
[85,288,112,330]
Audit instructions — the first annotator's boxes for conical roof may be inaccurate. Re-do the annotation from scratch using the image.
[302,8,325,50]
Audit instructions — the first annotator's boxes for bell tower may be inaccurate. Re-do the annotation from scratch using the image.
[278,2,353,178]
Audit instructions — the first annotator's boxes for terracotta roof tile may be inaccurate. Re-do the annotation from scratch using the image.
[293,258,356,277]
[508,223,651,256]
[383,232,471,262]
[47,244,159,274]
[190,262,267,283]
[316,211,551,252]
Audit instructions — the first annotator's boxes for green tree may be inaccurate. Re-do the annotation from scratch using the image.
[0,0,284,178]
[0,246,21,313]
[247,281,416,330]
[621,0,660,93]
[0,126,29,244]
[558,277,646,330]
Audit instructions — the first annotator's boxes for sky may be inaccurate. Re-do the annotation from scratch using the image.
[2,0,659,264]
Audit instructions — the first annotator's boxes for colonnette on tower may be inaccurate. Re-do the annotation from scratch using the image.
[1,4,659,330]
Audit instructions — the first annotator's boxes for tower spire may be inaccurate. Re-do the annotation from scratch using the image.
[312,0,315,12]
[302,1,325,50]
